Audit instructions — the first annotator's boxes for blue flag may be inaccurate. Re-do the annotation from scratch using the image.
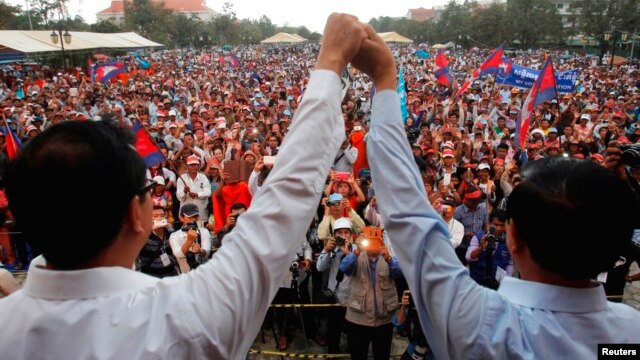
[398,66,408,123]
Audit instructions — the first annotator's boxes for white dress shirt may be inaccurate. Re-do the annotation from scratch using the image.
[446,218,465,248]
[366,89,640,359]
[0,70,345,359]
[176,172,212,219]
[169,227,212,274]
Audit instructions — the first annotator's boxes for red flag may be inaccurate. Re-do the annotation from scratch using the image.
[4,124,21,161]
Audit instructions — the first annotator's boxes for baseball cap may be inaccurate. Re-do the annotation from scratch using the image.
[179,203,199,217]
[186,155,200,165]
[478,163,491,171]
[152,175,165,187]
[333,218,352,232]
[442,149,455,158]
[328,193,344,204]
[580,114,590,121]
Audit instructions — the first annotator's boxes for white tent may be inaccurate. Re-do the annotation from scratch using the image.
[260,32,308,44]
[378,32,413,43]
[0,31,163,54]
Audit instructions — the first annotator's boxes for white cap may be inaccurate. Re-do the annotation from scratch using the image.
[152,175,165,186]
[168,110,176,117]
[333,218,352,232]
[478,163,491,171]
[580,113,590,121]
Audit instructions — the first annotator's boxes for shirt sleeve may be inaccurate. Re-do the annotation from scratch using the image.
[176,175,187,201]
[248,170,259,196]
[316,251,331,271]
[345,146,358,165]
[367,89,496,360]
[169,232,185,259]
[317,216,332,241]
[451,221,465,248]
[177,70,345,359]
[466,235,481,261]
[339,252,358,276]
[200,229,212,256]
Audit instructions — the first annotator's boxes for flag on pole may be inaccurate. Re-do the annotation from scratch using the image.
[4,124,21,161]
[398,66,408,123]
[92,61,127,84]
[228,53,240,68]
[514,58,557,148]
[456,45,504,97]
[132,122,165,167]
[434,50,453,86]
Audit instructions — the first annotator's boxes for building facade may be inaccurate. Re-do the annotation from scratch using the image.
[96,0,217,24]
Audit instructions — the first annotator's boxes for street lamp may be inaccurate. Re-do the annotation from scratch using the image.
[604,23,629,70]
[50,26,72,68]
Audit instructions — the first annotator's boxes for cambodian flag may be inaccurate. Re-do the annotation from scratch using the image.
[228,53,240,68]
[93,61,126,84]
[434,50,452,86]
[498,57,513,77]
[514,58,557,148]
[132,122,165,168]
[456,45,504,97]
[4,123,21,161]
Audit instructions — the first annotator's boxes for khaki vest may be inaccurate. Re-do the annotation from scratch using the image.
[345,252,398,327]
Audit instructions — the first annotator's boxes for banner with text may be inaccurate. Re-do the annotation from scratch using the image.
[497,60,578,94]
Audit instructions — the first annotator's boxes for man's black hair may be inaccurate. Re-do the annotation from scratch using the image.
[507,157,637,279]
[497,143,510,151]
[230,203,247,212]
[489,209,508,223]
[6,120,146,269]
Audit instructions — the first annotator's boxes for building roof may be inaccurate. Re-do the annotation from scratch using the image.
[408,7,437,21]
[97,0,215,15]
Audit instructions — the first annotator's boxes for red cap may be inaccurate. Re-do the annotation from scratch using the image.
[442,149,455,158]
[591,153,604,161]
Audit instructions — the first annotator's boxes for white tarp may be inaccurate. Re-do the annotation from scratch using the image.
[0,31,163,54]
[261,32,307,44]
[378,32,414,43]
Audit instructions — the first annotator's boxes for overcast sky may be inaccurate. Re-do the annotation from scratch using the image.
[6,0,449,33]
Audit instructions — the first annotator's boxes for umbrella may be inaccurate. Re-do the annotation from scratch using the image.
[416,50,430,58]
[612,55,628,65]
[432,44,446,49]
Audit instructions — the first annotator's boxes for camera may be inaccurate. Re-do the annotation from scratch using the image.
[335,235,346,247]
[619,144,640,167]
[181,222,198,232]
[485,226,504,245]
[326,199,341,207]
[185,251,199,270]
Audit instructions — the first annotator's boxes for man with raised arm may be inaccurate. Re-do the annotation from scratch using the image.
[354,28,640,359]
[0,13,368,359]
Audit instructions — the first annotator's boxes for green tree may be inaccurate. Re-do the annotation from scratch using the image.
[573,0,640,59]
[505,0,562,48]
[91,20,122,33]
[124,0,173,45]
[0,1,21,29]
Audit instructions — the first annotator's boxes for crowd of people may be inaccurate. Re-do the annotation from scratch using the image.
[0,28,639,359]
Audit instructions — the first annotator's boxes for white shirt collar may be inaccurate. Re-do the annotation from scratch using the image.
[497,277,607,313]
[22,256,158,300]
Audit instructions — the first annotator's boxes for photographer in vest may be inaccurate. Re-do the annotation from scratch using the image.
[316,217,355,354]
[466,209,513,289]
[339,226,401,360]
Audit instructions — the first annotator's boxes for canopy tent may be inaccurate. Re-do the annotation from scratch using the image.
[431,44,446,49]
[378,32,413,43]
[0,31,163,54]
[260,32,308,44]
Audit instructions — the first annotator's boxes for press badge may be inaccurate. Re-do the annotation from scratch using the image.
[160,253,171,267]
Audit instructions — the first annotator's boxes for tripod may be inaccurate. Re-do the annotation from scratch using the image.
[278,268,310,352]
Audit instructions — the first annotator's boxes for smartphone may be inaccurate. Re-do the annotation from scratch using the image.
[443,173,451,186]
[335,172,350,182]
[263,156,276,165]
